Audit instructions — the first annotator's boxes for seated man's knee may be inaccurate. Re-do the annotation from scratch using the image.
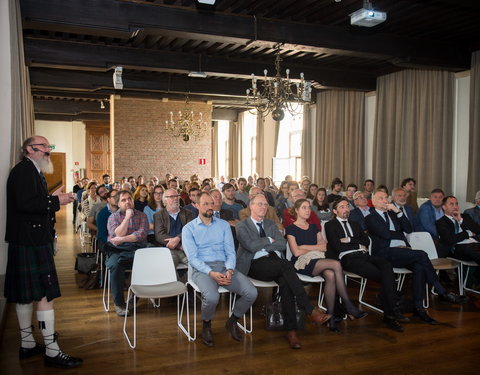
[202,289,220,307]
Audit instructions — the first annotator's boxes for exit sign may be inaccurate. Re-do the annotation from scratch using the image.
[199,158,207,165]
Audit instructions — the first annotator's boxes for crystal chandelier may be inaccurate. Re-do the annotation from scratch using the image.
[165,96,208,142]
[246,46,312,121]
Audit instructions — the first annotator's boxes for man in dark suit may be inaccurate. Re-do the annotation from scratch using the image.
[349,191,372,231]
[210,189,235,223]
[365,190,465,324]
[154,188,194,271]
[236,194,330,349]
[464,191,480,225]
[5,136,82,369]
[436,196,480,281]
[392,187,418,231]
[325,199,407,332]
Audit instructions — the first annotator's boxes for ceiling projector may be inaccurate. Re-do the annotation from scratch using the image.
[350,8,387,27]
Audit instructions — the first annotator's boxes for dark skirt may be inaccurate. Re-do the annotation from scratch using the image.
[293,257,322,277]
[4,243,61,303]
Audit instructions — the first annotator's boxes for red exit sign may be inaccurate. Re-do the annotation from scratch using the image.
[199,158,207,165]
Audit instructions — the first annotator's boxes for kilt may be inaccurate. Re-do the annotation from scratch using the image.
[4,243,61,303]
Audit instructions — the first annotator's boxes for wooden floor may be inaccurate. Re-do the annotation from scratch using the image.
[1,207,479,375]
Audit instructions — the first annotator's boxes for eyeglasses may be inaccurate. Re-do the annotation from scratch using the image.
[165,195,179,199]
[29,143,53,150]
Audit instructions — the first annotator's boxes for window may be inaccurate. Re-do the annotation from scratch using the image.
[241,111,257,177]
[217,120,229,178]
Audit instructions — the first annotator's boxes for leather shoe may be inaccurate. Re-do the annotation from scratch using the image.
[383,316,404,332]
[201,323,214,347]
[225,318,243,342]
[308,308,331,325]
[19,344,45,359]
[286,330,301,349]
[438,292,468,305]
[44,352,83,369]
[347,310,368,320]
[412,308,440,325]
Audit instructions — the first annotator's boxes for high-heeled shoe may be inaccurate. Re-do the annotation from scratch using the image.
[347,308,368,320]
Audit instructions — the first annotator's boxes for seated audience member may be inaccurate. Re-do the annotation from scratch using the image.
[325,199,407,332]
[283,189,321,230]
[276,181,299,218]
[365,190,466,325]
[327,177,343,204]
[127,176,136,192]
[86,184,109,234]
[217,176,226,190]
[236,195,331,349]
[286,199,367,332]
[239,187,284,232]
[190,174,199,184]
[256,177,275,207]
[344,184,358,210]
[182,192,257,347]
[276,180,289,204]
[235,177,249,206]
[392,187,418,230]
[151,176,160,186]
[311,188,333,222]
[363,179,375,200]
[221,183,244,219]
[306,183,318,201]
[154,188,194,270]
[162,173,172,189]
[229,178,238,189]
[121,182,132,192]
[401,177,418,213]
[102,174,112,191]
[82,182,100,218]
[143,185,164,243]
[137,175,145,186]
[464,191,480,225]
[180,181,191,205]
[349,191,372,231]
[112,181,120,191]
[201,178,212,192]
[106,190,149,316]
[184,187,200,218]
[300,177,311,194]
[72,178,83,224]
[436,196,480,279]
[417,188,445,242]
[133,184,149,212]
[96,189,118,252]
[146,180,155,194]
[246,175,255,193]
[265,177,278,195]
[210,189,236,224]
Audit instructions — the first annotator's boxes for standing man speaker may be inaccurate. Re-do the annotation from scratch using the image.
[4,135,83,369]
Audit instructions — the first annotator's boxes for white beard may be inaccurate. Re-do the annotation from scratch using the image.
[37,157,54,174]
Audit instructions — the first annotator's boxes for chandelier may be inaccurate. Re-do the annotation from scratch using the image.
[165,96,208,142]
[246,46,312,121]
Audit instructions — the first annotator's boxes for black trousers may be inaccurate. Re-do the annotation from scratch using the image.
[248,253,313,331]
[341,252,397,315]
[453,243,480,264]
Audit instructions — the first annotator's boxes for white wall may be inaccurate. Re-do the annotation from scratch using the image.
[35,120,86,192]
[0,0,13,275]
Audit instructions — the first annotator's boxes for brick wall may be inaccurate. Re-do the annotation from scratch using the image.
[111,97,212,182]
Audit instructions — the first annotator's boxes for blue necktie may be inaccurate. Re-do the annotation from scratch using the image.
[454,220,460,234]
[256,222,266,238]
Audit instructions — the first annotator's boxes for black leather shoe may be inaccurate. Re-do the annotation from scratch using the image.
[201,323,214,347]
[19,344,45,359]
[438,292,468,305]
[44,352,83,369]
[393,312,410,323]
[225,318,243,342]
[383,316,404,332]
[412,308,440,325]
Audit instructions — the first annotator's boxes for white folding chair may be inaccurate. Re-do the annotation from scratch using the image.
[447,258,479,295]
[102,264,132,312]
[286,244,325,310]
[343,270,383,314]
[178,265,235,341]
[123,247,187,349]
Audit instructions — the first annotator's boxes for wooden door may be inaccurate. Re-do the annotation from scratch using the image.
[85,122,111,182]
[45,152,66,194]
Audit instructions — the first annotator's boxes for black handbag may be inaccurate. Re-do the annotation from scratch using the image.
[75,253,96,274]
[265,294,305,331]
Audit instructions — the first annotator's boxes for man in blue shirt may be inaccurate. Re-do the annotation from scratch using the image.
[182,192,257,347]
[96,189,118,251]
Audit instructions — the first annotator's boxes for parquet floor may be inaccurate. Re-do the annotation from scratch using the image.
[1,207,479,374]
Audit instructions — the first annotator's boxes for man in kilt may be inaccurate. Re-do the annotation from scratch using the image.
[5,136,83,369]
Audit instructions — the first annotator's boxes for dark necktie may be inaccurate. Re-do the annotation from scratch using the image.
[39,172,48,192]
[383,211,390,227]
[342,220,352,237]
[454,220,460,234]
[256,222,266,238]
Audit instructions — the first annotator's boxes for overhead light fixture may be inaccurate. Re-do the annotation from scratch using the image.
[350,0,386,27]
[113,66,123,90]
[197,0,216,4]
[188,71,207,78]
[246,45,312,122]
[165,95,209,142]
[100,100,105,109]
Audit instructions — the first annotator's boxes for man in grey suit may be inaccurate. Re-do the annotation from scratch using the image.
[464,191,480,225]
[236,194,330,350]
[154,188,194,270]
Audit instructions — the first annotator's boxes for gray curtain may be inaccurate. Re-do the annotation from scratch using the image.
[211,121,218,178]
[314,90,365,188]
[373,69,455,197]
[228,119,242,178]
[467,51,480,199]
[10,0,34,166]
[255,112,264,176]
[301,104,315,180]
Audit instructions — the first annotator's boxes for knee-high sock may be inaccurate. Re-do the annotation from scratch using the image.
[16,303,35,349]
[37,309,60,357]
